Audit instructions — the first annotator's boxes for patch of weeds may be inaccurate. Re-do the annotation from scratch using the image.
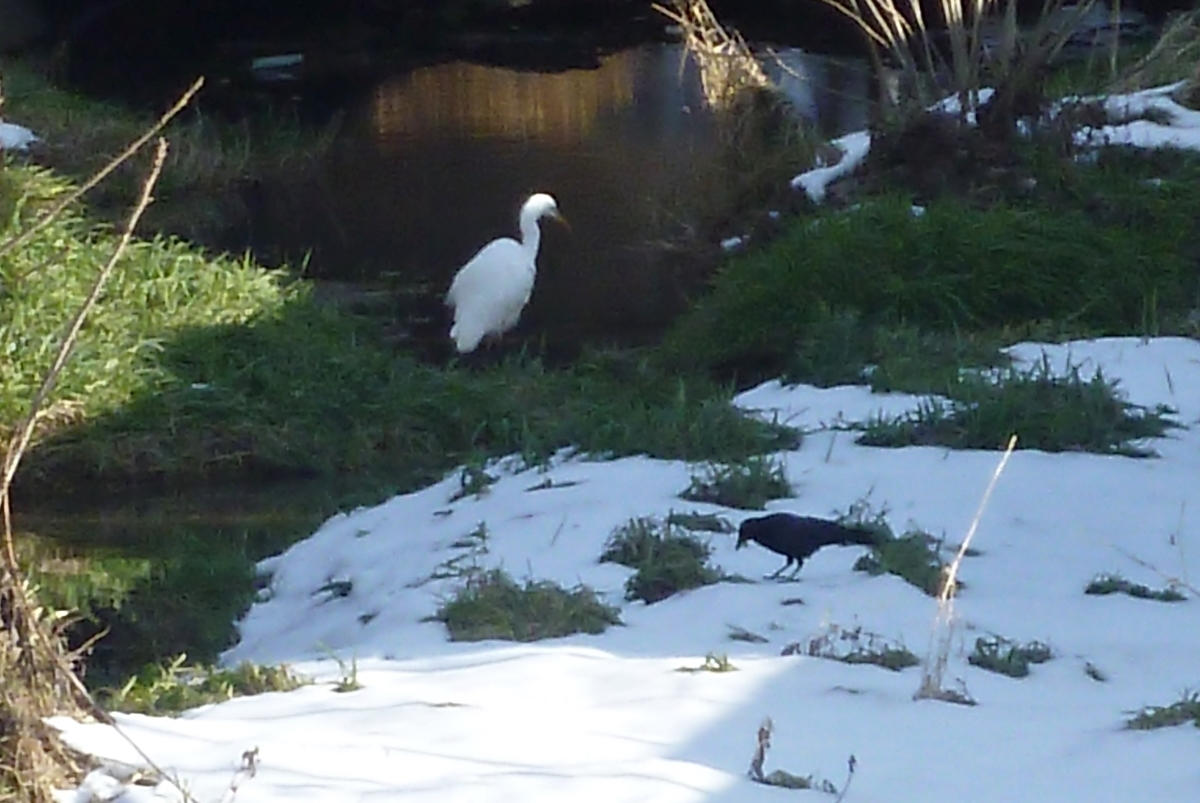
[1085,572,1187,602]
[785,309,1010,395]
[100,655,307,714]
[967,636,1053,678]
[758,771,838,791]
[601,517,724,604]
[836,499,896,542]
[1126,691,1200,730]
[677,653,738,673]
[837,501,951,596]
[1085,661,1108,682]
[662,195,1199,380]
[787,623,919,671]
[666,510,735,533]
[748,718,850,793]
[859,359,1178,456]
[680,456,791,510]
[449,464,497,502]
[728,626,769,643]
[433,569,621,642]
[854,532,950,597]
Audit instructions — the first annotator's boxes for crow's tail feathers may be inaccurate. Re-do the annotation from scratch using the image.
[836,524,885,548]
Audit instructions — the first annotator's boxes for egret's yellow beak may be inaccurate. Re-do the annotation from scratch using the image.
[552,210,571,231]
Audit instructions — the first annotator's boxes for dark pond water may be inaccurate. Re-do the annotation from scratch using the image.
[252,42,874,354]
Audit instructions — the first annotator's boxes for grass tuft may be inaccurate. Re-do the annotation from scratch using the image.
[434,569,621,642]
[600,517,724,604]
[676,653,737,673]
[859,359,1177,456]
[839,504,951,597]
[787,623,919,671]
[967,636,1053,678]
[1126,691,1200,730]
[680,456,792,510]
[1085,572,1187,602]
[99,655,307,714]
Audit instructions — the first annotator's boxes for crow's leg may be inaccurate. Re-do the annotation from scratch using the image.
[786,560,805,580]
[766,558,794,580]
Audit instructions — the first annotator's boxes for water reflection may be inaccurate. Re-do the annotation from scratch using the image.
[260,43,872,353]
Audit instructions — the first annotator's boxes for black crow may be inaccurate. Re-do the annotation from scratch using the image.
[736,513,881,579]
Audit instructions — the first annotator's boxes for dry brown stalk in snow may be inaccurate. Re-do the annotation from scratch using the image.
[915,434,1017,704]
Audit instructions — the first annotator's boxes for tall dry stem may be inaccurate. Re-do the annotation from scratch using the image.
[914,434,1017,703]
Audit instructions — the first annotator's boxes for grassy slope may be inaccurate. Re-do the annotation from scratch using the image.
[663,148,1200,382]
[0,164,793,494]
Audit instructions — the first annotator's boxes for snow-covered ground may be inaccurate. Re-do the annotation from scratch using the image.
[51,336,1200,802]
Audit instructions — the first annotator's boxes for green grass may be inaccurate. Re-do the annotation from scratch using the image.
[1126,691,1200,730]
[784,310,1011,393]
[662,181,1200,382]
[600,517,724,604]
[433,569,621,642]
[859,358,1177,456]
[0,166,795,494]
[680,455,792,510]
[837,503,951,597]
[0,58,337,243]
[853,532,952,597]
[1085,572,1188,602]
[98,654,307,714]
[967,636,1053,678]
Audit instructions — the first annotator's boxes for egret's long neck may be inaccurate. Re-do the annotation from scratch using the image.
[518,208,543,266]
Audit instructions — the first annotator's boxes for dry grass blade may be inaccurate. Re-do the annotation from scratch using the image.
[915,434,1017,703]
[2,138,170,803]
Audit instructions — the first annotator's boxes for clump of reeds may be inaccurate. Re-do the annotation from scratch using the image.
[653,0,770,110]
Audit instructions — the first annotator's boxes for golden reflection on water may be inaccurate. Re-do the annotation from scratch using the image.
[370,51,639,143]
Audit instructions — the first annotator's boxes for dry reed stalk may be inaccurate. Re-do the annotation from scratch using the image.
[1,128,188,801]
[653,0,769,109]
[914,434,1017,704]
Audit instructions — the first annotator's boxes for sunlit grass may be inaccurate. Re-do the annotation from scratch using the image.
[858,359,1178,456]
[663,175,1200,383]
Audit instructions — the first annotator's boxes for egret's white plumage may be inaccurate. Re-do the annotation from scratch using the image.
[447,192,564,353]
[0,121,38,151]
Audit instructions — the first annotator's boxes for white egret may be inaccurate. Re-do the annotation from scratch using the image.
[446,192,566,353]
